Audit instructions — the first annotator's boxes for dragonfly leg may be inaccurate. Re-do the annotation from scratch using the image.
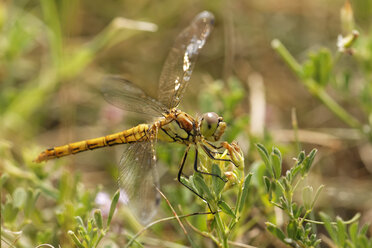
[178,145,215,214]
[193,147,227,183]
[205,141,224,150]
[201,144,238,168]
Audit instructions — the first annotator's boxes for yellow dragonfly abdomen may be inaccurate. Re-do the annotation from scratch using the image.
[34,124,150,163]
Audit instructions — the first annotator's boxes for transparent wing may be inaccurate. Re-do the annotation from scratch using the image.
[102,75,167,117]
[158,11,214,109]
[118,141,160,224]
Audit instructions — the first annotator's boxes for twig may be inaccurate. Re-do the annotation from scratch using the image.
[125,212,213,247]
[155,187,187,235]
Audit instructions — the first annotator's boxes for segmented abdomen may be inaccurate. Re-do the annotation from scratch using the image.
[34,124,149,162]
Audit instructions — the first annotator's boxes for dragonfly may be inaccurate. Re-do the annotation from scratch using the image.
[35,11,234,224]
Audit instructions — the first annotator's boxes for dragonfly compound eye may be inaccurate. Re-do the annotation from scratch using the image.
[201,112,223,140]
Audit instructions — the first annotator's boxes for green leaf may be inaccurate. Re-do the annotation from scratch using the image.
[68,230,85,248]
[24,188,40,218]
[360,223,369,235]
[287,220,298,239]
[303,149,317,174]
[256,144,273,177]
[266,222,286,242]
[313,239,322,247]
[336,216,346,247]
[180,175,194,190]
[285,170,292,183]
[293,203,304,219]
[94,209,104,230]
[212,164,225,197]
[279,196,288,210]
[348,221,358,244]
[107,190,120,227]
[4,200,18,223]
[320,212,337,243]
[263,176,271,193]
[302,186,313,210]
[297,151,305,165]
[192,174,204,196]
[193,173,213,201]
[273,147,282,161]
[13,187,27,209]
[311,185,324,209]
[271,148,282,179]
[75,216,86,231]
[238,173,252,213]
[218,200,236,218]
[291,165,302,179]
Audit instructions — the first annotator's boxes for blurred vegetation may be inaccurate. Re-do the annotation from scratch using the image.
[1,0,372,247]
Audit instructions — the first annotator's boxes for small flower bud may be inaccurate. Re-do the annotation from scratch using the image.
[221,142,245,169]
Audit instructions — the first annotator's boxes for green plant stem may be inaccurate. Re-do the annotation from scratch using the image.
[291,108,301,153]
[184,218,221,246]
[301,213,360,225]
[299,210,312,226]
[229,180,243,230]
[214,211,229,248]
[271,39,364,132]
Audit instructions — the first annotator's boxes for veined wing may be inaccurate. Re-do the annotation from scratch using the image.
[158,11,214,109]
[118,141,160,224]
[102,75,167,117]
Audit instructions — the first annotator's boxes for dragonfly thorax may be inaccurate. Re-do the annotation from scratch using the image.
[156,109,198,144]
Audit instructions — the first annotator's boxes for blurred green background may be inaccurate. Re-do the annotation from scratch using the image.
[1,0,372,247]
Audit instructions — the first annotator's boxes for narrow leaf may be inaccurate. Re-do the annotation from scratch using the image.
[319,212,337,243]
[336,216,346,246]
[180,176,194,191]
[212,164,225,197]
[266,222,286,242]
[297,151,305,165]
[304,149,317,173]
[68,230,85,248]
[360,223,369,235]
[311,184,324,209]
[271,150,282,179]
[193,173,213,201]
[348,221,358,244]
[238,173,252,213]
[256,144,273,177]
[107,190,120,227]
[218,200,236,218]
[263,176,271,193]
[273,147,282,161]
[4,201,18,223]
[302,186,313,210]
[94,209,104,230]
[287,220,298,239]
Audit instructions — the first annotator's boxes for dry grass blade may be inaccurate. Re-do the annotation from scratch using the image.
[155,186,187,235]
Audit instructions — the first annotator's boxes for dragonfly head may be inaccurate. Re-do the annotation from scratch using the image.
[200,112,226,141]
